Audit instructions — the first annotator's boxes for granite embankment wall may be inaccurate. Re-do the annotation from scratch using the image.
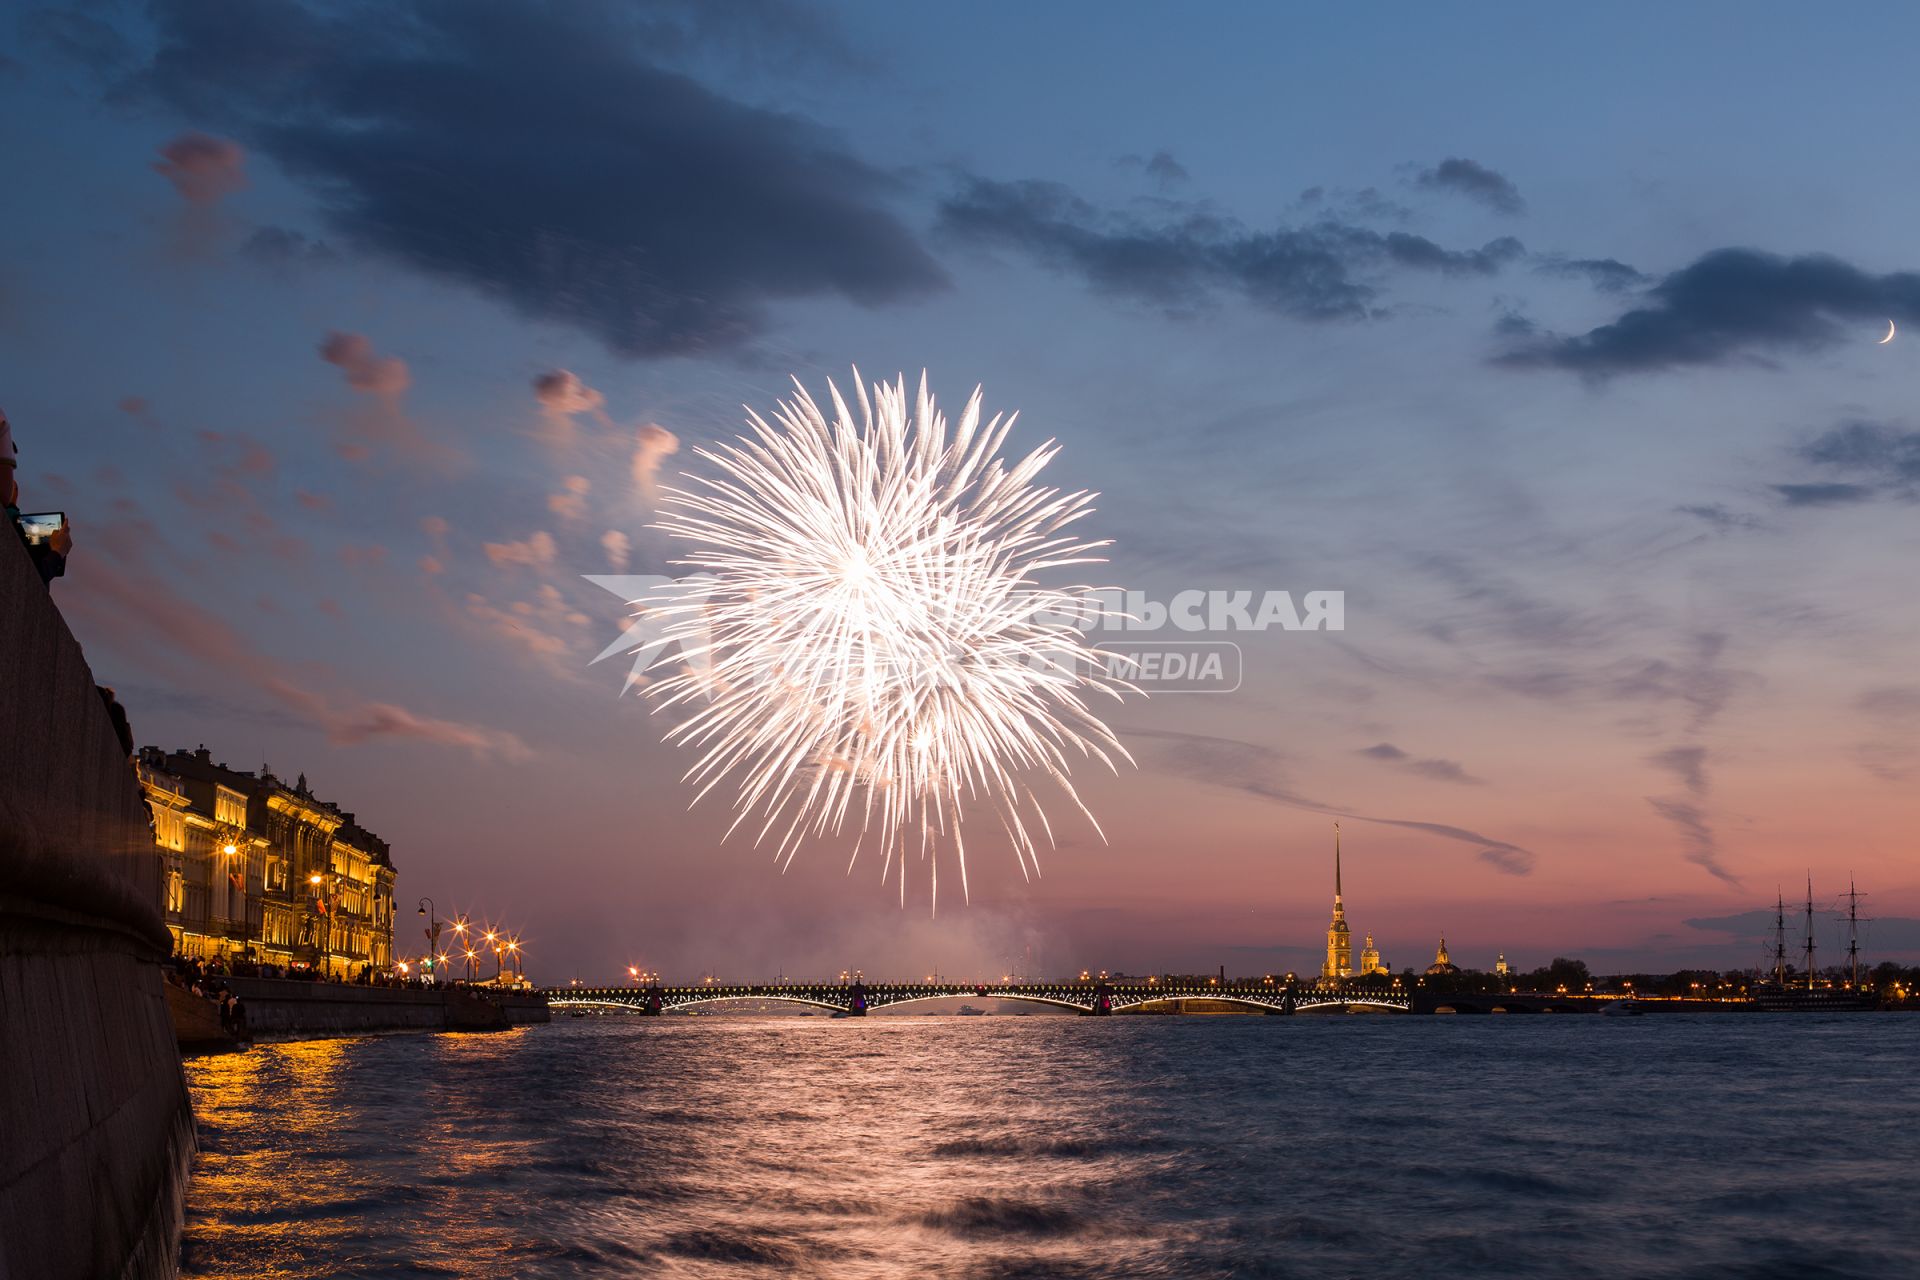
[0,533,195,1280]
[219,978,550,1038]
[224,978,449,1036]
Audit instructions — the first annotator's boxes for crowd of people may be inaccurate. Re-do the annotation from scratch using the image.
[163,956,249,1038]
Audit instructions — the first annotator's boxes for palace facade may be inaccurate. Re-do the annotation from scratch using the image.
[137,746,397,977]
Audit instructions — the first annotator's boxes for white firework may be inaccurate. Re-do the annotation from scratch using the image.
[644,371,1132,909]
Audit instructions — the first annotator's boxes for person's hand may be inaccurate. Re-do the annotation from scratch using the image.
[50,518,72,557]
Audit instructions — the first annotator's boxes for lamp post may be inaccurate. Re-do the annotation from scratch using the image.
[309,872,342,977]
[219,833,244,957]
[417,898,442,983]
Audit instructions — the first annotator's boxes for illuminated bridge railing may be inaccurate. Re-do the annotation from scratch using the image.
[541,982,1414,1016]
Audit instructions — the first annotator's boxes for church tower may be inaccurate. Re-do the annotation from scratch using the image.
[1321,823,1353,981]
[1359,933,1385,976]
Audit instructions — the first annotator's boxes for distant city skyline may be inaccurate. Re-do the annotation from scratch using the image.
[6,1,1920,980]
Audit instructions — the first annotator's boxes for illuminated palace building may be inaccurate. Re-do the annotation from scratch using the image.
[1321,823,1389,984]
[137,746,396,976]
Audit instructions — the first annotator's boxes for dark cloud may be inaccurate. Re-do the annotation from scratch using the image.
[1799,420,1920,489]
[1646,796,1739,888]
[1611,632,1749,735]
[1357,742,1483,785]
[1117,150,1190,189]
[1647,745,1707,796]
[1533,255,1648,294]
[1773,481,1875,507]
[95,0,946,357]
[1292,185,1410,223]
[1493,310,1536,337]
[1675,503,1762,531]
[1767,420,1920,508]
[1415,157,1525,215]
[1499,249,1920,376]
[939,177,1523,322]
[1125,729,1525,871]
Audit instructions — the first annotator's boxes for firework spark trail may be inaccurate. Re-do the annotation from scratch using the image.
[644,371,1133,910]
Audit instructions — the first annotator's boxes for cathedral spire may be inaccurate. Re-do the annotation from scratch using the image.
[1322,822,1353,981]
[1334,821,1342,904]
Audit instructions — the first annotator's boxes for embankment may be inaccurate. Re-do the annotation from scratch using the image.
[0,533,195,1280]
[213,978,549,1040]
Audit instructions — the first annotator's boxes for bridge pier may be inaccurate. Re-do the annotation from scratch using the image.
[845,982,868,1016]
[1085,981,1112,1015]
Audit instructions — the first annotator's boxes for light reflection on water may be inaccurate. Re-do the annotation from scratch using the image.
[183,1014,1920,1278]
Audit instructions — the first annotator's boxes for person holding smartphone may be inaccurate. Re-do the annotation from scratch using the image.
[3,408,74,586]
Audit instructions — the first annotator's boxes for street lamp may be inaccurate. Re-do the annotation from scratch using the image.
[418,898,442,983]
[307,872,341,977]
[214,827,255,960]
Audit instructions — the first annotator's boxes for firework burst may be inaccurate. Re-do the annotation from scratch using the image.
[645,371,1132,909]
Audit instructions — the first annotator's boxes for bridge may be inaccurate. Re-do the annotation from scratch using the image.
[544,980,1414,1016]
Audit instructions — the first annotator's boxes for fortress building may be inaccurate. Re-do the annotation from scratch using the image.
[1360,933,1388,976]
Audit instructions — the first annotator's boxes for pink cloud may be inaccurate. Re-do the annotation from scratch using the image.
[152,132,247,207]
[319,331,410,396]
[296,489,330,511]
[633,423,680,502]
[600,529,631,571]
[533,369,606,418]
[548,474,591,521]
[318,332,465,470]
[483,529,557,569]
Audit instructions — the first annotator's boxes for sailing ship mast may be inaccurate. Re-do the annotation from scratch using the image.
[1802,874,1817,992]
[1845,879,1862,990]
[1772,889,1788,987]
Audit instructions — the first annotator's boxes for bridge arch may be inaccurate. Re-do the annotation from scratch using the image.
[876,990,1091,1013]
[1111,994,1291,1015]
[1297,996,1410,1014]
[551,992,848,1014]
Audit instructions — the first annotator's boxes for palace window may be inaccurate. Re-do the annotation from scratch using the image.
[214,787,247,828]
[153,807,186,852]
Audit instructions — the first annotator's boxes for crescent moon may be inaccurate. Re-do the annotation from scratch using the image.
[1879,319,1897,344]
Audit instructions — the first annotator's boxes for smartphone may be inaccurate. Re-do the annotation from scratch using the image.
[16,512,66,547]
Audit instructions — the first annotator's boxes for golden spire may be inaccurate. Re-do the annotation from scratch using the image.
[1334,820,1342,905]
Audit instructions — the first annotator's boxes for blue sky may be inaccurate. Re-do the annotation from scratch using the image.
[5,1,1919,980]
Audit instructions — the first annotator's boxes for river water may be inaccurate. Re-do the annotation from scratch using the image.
[182,1013,1920,1278]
